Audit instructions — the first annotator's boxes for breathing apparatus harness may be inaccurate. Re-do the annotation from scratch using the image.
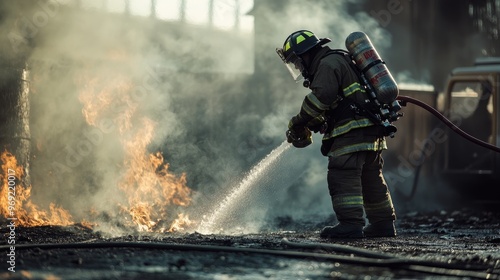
[288,47,402,142]
[319,49,403,138]
[283,47,402,149]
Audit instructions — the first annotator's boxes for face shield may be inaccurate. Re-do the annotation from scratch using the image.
[276,48,305,82]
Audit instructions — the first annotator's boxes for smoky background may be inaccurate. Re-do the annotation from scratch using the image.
[1,0,498,234]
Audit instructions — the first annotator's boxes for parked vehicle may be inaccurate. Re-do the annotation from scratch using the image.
[387,57,500,200]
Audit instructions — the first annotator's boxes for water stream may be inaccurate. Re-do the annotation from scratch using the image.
[197,140,292,234]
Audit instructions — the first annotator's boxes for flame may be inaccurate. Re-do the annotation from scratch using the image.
[169,213,193,232]
[1,61,193,233]
[0,150,74,227]
[78,72,137,134]
[77,69,193,232]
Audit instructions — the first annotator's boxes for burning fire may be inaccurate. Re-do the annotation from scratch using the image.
[77,69,193,232]
[0,150,74,227]
[0,65,193,233]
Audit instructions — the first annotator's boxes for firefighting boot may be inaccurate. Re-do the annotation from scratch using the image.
[320,223,364,239]
[363,220,396,237]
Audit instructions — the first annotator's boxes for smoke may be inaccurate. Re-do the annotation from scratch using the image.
[23,2,189,227]
[1,0,441,234]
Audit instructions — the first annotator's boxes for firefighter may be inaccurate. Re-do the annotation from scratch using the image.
[276,30,396,238]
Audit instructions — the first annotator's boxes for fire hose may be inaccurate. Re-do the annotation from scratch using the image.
[397,95,500,153]
[1,240,497,279]
[395,95,500,201]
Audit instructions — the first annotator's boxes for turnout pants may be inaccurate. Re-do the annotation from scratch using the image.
[327,151,395,226]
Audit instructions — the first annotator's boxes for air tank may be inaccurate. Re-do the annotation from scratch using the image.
[345,31,399,104]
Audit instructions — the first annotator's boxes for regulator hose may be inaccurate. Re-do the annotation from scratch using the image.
[2,241,497,279]
[396,95,500,153]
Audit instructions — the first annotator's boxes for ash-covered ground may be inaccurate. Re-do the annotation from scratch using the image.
[1,208,499,280]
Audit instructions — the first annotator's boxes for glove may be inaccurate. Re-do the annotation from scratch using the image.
[306,115,328,134]
[286,126,312,148]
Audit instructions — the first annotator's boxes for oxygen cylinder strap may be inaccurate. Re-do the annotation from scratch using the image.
[361,59,385,74]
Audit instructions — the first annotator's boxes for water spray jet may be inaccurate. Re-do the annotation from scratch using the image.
[197,140,292,234]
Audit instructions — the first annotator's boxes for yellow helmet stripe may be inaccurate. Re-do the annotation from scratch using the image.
[296,35,306,44]
[284,41,291,51]
[296,31,314,44]
[303,31,314,37]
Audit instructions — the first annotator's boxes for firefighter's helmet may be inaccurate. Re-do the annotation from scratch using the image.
[276,30,331,82]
